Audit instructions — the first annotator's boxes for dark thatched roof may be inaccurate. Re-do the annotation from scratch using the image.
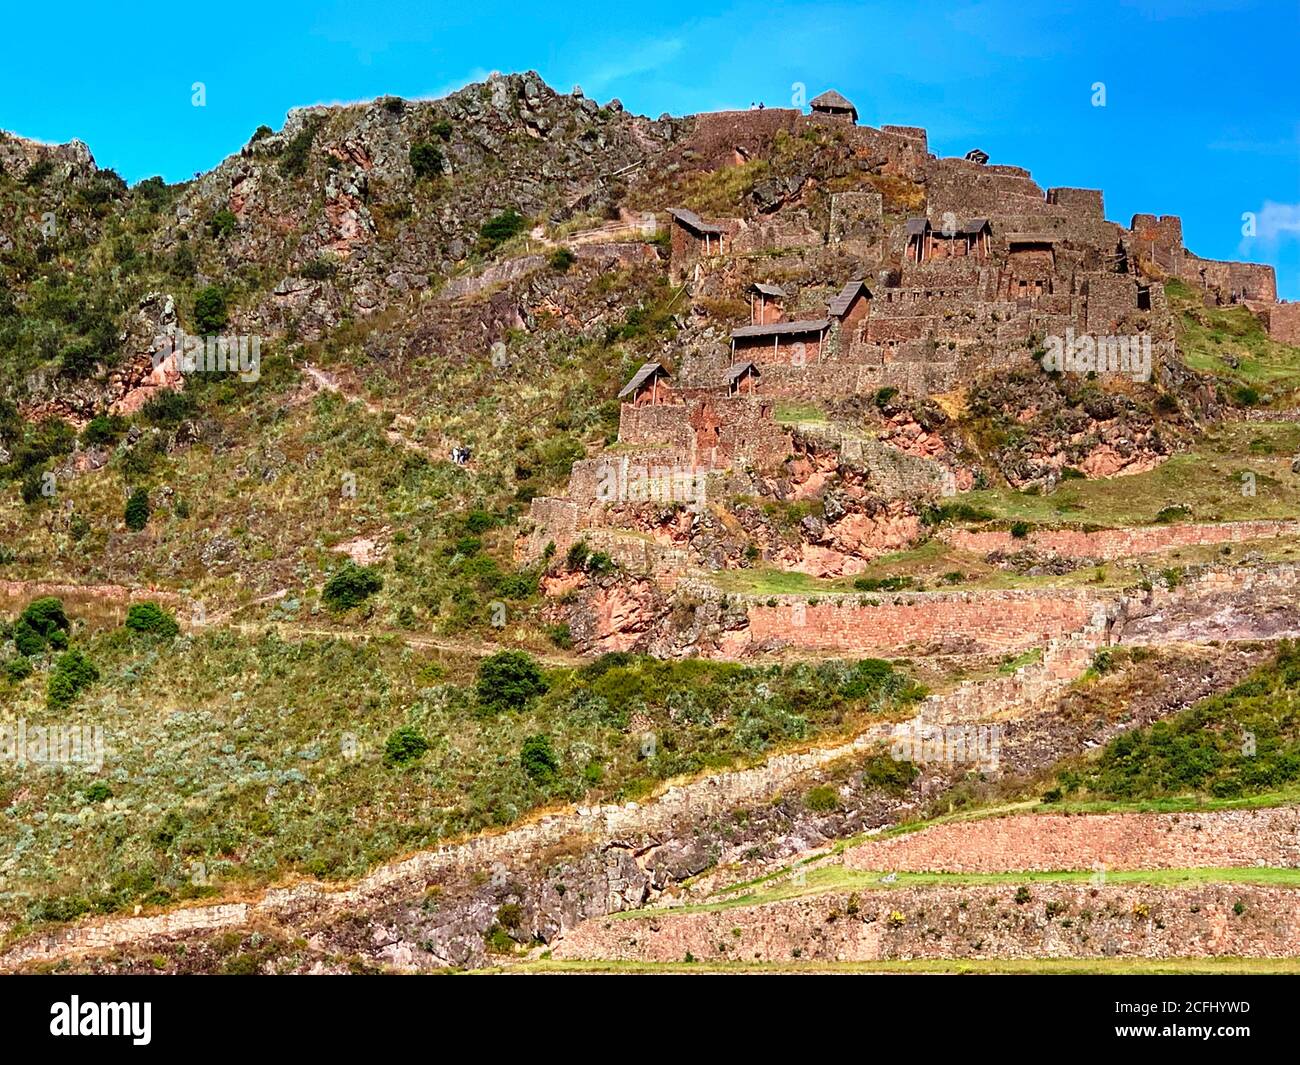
[810,90,857,117]
[667,207,725,236]
[731,318,829,340]
[724,361,760,385]
[828,279,871,318]
[617,361,668,399]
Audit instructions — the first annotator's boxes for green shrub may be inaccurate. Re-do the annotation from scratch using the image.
[20,471,44,505]
[84,781,113,803]
[548,247,576,272]
[124,488,150,531]
[279,121,318,176]
[805,785,839,812]
[3,656,33,681]
[81,414,126,448]
[140,390,197,426]
[12,618,45,657]
[852,575,913,593]
[125,602,180,638]
[565,540,591,571]
[20,597,69,641]
[322,561,384,611]
[13,598,69,654]
[861,754,919,794]
[300,256,338,281]
[193,286,228,334]
[384,725,431,767]
[476,651,548,712]
[1009,520,1031,539]
[409,142,445,179]
[23,159,55,187]
[520,733,559,784]
[479,209,526,251]
[209,208,237,239]
[1154,504,1191,524]
[47,649,99,710]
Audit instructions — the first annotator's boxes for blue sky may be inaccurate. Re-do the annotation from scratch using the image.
[4,0,1298,295]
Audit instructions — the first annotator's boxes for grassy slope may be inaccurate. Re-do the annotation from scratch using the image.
[0,627,921,928]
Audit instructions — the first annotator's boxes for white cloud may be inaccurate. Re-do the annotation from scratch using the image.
[1256,201,1300,244]
[582,37,684,94]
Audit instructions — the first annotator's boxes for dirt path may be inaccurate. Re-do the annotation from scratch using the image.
[301,363,442,461]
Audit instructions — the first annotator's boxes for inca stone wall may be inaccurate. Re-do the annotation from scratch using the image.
[553,882,1300,963]
[740,587,1099,654]
[941,519,1300,561]
[846,808,1300,872]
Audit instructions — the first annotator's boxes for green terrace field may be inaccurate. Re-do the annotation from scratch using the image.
[655,863,1300,918]
[1168,278,1300,403]
[955,419,1300,527]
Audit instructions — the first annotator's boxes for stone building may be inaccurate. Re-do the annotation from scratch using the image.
[617,362,673,406]
[730,318,830,364]
[749,282,788,325]
[809,90,858,123]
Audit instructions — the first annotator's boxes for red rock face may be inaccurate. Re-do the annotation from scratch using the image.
[583,580,663,652]
[109,348,186,417]
[1076,443,1164,478]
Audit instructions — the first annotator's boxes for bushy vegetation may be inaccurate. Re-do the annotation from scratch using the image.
[478,209,526,251]
[124,488,150,531]
[1053,642,1300,800]
[476,650,548,711]
[384,725,431,766]
[46,648,99,709]
[9,597,70,656]
[409,142,444,179]
[0,628,924,924]
[192,285,227,334]
[125,602,179,638]
[322,561,384,611]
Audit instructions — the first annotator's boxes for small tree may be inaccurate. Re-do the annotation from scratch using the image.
[476,650,548,712]
[322,560,384,611]
[124,488,150,531]
[125,601,180,638]
[409,142,445,179]
[47,649,99,710]
[193,285,227,334]
[520,733,559,784]
[384,725,430,766]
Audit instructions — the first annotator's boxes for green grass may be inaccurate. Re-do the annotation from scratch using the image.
[1168,279,1300,401]
[1050,641,1300,803]
[0,627,923,928]
[957,420,1300,527]
[658,863,1300,917]
[773,402,827,425]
